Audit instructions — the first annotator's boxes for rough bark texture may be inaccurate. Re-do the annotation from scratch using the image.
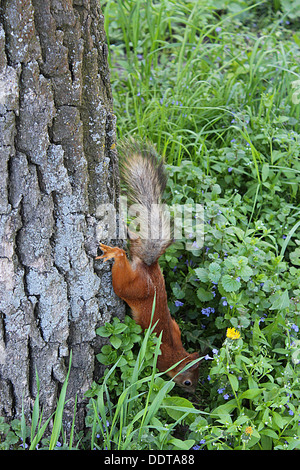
[0,0,124,431]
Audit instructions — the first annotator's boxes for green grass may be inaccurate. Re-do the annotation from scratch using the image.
[104,0,300,169]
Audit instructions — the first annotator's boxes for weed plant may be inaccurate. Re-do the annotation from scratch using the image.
[98,0,300,450]
[85,297,204,450]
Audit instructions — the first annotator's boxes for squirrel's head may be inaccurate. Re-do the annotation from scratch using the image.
[173,352,200,393]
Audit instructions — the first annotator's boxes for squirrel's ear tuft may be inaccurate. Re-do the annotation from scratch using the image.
[187,352,200,369]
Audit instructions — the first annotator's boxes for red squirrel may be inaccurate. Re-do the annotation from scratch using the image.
[96,140,199,392]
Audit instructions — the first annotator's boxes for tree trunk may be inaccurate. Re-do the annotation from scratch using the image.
[0,0,124,431]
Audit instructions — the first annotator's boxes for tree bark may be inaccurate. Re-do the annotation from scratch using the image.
[0,0,124,431]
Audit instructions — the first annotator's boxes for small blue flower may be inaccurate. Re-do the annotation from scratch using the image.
[20,439,28,449]
[291,324,299,333]
[193,439,206,450]
[201,307,215,317]
[204,354,213,360]
[175,300,184,307]
[217,387,225,394]
[228,167,233,172]
[223,394,230,400]
[288,409,294,416]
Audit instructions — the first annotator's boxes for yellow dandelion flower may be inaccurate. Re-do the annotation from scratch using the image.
[226,327,241,340]
[245,426,253,436]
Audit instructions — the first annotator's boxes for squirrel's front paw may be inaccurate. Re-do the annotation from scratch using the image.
[95,243,125,262]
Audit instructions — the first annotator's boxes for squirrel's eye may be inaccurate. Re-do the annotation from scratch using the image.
[184,380,192,386]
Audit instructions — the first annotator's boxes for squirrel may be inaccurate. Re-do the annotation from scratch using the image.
[96,140,200,392]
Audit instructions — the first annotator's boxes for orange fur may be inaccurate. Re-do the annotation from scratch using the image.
[97,243,200,392]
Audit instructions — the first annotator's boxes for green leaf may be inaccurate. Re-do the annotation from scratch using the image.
[261,434,272,450]
[96,326,112,338]
[224,256,239,269]
[240,388,264,400]
[196,287,214,301]
[101,344,112,355]
[272,411,286,429]
[194,267,209,282]
[172,283,185,299]
[209,261,221,273]
[261,163,269,182]
[260,429,278,439]
[269,290,290,310]
[113,323,128,334]
[221,275,240,292]
[211,400,238,421]
[130,333,141,343]
[215,316,227,329]
[228,374,239,392]
[168,438,195,450]
[252,319,270,347]
[110,335,122,349]
[163,396,195,423]
[290,247,300,266]
[208,262,221,283]
[96,353,112,365]
[238,264,253,281]
[293,33,300,47]
[211,184,221,195]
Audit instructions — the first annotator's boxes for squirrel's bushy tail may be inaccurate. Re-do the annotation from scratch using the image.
[119,139,172,265]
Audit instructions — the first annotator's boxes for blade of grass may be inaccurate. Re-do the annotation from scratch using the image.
[20,396,27,450]
[280,220,300,259]
[68,393,77,450]
[30,368,40,444]
[29,411,54,450]
[127,292,157,416]
[137,330,163,440]
[49,350,72,450]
